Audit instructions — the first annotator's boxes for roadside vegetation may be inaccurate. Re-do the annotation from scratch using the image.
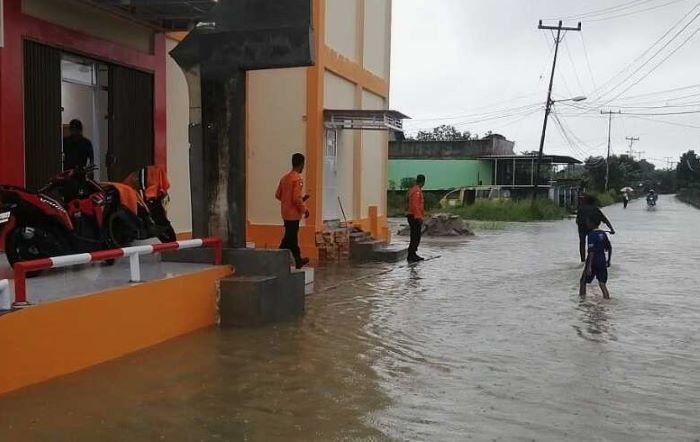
[444,198,565,222]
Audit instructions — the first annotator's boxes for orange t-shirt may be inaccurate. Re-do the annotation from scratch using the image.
[275,170,306,221]
[408,184,425,219]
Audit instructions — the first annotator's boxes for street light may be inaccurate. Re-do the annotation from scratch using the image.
[558,95,587,103]
[532,95,587,199]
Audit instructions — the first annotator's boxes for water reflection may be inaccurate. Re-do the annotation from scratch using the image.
[573,298,616,342]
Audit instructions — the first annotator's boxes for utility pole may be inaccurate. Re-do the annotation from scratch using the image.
[635,151,645,161]
[664,156,677,170]
[533,20,582,199]
[625,136,639,157]
[601,109,621,191]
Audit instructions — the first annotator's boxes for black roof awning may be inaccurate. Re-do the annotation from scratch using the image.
[479,154,582,164]
[324,109,410,132]
[86,0,218,30]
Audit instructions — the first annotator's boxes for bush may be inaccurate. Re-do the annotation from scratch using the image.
[445,198,565,222]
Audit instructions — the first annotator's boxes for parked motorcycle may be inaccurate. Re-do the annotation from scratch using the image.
[0,167,111,269]
[0,165,175,269]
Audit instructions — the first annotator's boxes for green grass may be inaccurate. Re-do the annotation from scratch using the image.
[444,198,566,222]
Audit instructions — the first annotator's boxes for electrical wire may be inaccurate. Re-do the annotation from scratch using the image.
[579,33,598,91]
[600,24,700,105]
[551,0,660,21]
[586,0,689,23]
[587,2,700,103]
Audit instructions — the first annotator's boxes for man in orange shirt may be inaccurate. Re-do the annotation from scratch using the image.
[407,174,426,262]
[276,153,310,269]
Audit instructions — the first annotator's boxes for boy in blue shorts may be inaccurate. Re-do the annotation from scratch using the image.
[580,221,612,299]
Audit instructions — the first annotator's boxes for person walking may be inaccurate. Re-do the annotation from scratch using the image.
[407,174,426,263]
[62,119,94,171]
[576,193,615,262]
[580,219,613,299]
[623,191,630,209]
[276,153,310,269]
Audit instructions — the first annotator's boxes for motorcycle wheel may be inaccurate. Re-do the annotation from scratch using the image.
[5,225,67,276]
[157,225,177,243]
[106,210,138,248]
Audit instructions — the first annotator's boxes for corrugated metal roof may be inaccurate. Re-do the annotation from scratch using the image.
[87,0,218,30]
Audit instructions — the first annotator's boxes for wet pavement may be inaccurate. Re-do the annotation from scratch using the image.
[1,195,699,441]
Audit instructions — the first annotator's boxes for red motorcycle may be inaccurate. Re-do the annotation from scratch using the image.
[0,166,175,269]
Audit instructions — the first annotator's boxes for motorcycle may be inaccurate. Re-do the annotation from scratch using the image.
[0,167,111,269]
[646,193,658,209]
[0,166,175,269]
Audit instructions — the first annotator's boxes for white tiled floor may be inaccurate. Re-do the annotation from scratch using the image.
[0,253,214,306]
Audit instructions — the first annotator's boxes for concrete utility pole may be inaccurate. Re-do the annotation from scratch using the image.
[626,136,639,157]
[533,20,582,199]
[601,109,621,191]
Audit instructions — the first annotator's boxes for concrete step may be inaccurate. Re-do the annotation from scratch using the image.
[350,239,385,262]
[371,246,408,263]
[219,271,305,327]
[164,248,293,277]
[349,231,372,243]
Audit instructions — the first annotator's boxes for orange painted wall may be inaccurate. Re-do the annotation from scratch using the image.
[0,266,232,396]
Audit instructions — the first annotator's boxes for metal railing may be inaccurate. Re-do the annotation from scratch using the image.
[12,237,223,308]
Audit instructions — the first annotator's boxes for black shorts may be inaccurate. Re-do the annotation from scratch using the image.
[583,265,608,284]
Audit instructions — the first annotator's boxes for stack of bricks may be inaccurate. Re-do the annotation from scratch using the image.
[315,227,350,263]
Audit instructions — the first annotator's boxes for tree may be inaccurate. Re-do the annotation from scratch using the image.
[400,177,415,190]
[414,124,473,141]
[584,154,657,193]
[677,150,700,189]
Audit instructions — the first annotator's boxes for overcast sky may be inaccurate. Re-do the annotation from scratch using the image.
[390,0,700,168]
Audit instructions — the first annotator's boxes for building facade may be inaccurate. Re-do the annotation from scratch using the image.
[0,0,398,259]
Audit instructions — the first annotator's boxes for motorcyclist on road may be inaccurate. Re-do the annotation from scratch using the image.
[646,189,658,206]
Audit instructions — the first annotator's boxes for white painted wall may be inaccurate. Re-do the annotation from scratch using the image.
[165,39,192,234]
[361,89,388,217]
[363,0,391,80]
[325,0,359,61]
[324,70,357,220]
[247,67,308,225]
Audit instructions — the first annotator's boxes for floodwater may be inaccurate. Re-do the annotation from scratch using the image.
[1,195,699,441]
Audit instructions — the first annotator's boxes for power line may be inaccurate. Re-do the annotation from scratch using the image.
[626,114,700,129]
[588,2,700,102]
[552,0,659,21]
[586,0,689,23]
[602,23,700,104]
[564,38,586,94]
[579,33,598,91]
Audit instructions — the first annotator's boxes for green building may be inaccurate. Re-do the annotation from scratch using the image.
[389,159,493,191]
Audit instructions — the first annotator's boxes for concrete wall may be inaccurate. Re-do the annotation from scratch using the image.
[247,67,308,225]
[389,138,516,159]
[324,0,359,61]
[22,0,154,53]
[361,89,387,217]
[389,159,495,191]
[165,39,192,234]
[363,0,391,80]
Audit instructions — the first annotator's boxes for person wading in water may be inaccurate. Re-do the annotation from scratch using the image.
[407,174,426,263]
[576,193,615,263]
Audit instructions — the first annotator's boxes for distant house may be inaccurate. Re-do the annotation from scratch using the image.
[389,138,582,207]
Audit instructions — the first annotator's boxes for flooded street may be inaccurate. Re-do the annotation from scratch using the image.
[1,195,699,441]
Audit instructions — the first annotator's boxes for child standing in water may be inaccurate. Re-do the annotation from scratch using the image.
[580,220,613,299]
